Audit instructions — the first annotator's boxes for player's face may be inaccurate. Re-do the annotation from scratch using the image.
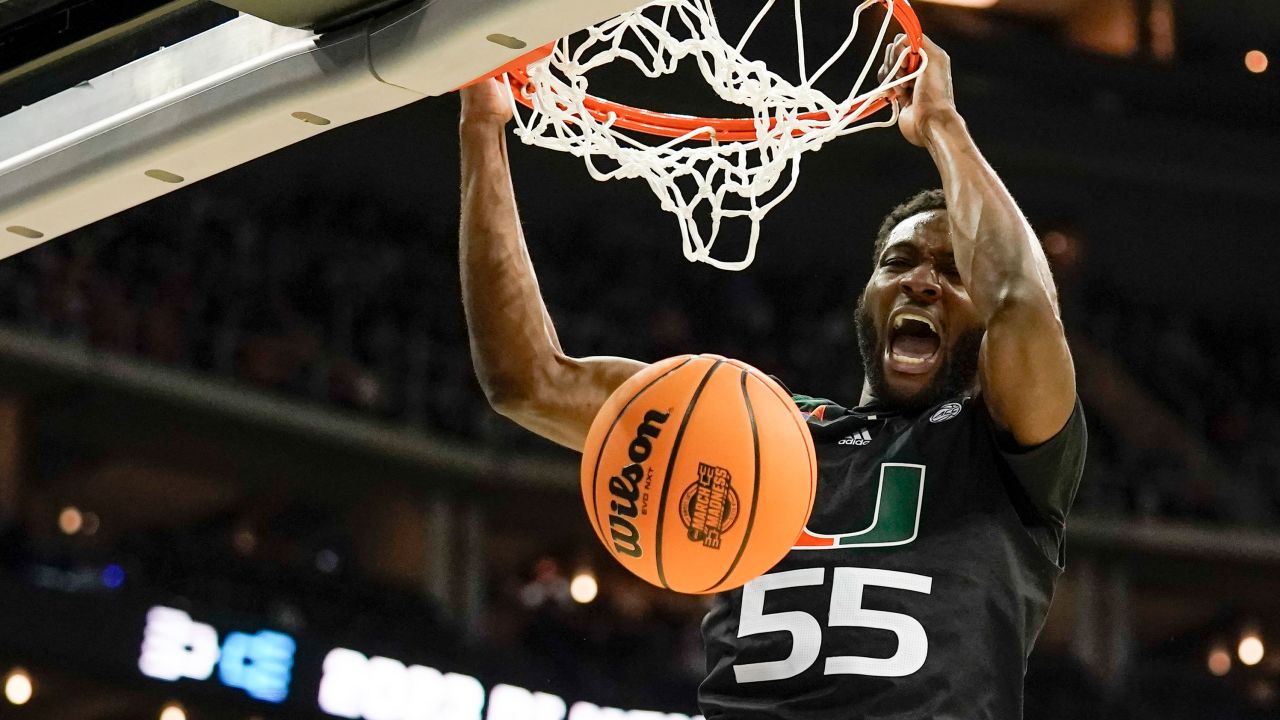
[855,210,985,411]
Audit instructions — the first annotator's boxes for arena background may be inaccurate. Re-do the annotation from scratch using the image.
[1,0,1279,718]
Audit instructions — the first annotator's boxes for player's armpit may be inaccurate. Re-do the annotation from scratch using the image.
[492,354,649,452]
[989,397,1087,528]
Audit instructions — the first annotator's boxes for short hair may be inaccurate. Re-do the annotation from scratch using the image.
[872,189,947,264]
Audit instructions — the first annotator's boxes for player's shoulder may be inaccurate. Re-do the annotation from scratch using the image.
[908,393,1002,445]
[786,388,852,421]
[767,376,846,420]
[790,392,838,414]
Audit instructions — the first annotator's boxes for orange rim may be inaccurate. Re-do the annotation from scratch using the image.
[459,43,555,91]
[502,0,922,142]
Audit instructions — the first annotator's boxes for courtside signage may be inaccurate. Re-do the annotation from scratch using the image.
[136,605,701,719]
[317,646,703,720]
[139,606,297,703]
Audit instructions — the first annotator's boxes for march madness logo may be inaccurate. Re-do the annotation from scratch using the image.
[679,463,740,549]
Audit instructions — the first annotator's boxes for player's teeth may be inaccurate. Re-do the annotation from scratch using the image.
[892,313,936,332]
[891,353,927,365]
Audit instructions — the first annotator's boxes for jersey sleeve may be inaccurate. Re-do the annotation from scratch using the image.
[790,393,833,414]
[989,398,1087,528]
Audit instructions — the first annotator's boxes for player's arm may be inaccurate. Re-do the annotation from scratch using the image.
[459,78,648,451]
[889,36,1075,447]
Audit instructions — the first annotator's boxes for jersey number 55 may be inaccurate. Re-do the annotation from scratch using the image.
[733,567,932,683]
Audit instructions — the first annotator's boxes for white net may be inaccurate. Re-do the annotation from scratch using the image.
[506,0,926,270]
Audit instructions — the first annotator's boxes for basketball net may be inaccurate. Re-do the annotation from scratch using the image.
[504,0,925,270]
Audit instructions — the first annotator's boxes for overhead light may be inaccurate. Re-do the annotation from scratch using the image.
[915,0,999,8]
[231,528,257,555]
[1239,633,1265,667]
[1208,645,1232,676]
[1245,50,1269,74]
[58,506,83,535]
[101,564,126,589]
[569,572,598,604]
[314,549,341,574]
[4,669,33,705]
[159,702,187,720]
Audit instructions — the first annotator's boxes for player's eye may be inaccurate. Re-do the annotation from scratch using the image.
[882,257,911,269]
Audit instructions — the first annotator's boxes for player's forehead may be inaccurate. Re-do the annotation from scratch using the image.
[880,210,952,260]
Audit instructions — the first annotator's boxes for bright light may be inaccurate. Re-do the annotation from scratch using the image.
[318,648,486,720]
[1208,646,1232,676]
[59,506,83,535]
[217,630,297,703]
[1239,634,1265,666]
[1245,50,1269,74]
[4,669,33,705]
[569,573,598,604]
[487,684,566,720]
[915,0,999,8]
[102,564,126,589]
[159,703,187,720]
[139,606,221,682]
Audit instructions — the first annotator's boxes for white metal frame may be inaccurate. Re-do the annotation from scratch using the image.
[0,0,646,258]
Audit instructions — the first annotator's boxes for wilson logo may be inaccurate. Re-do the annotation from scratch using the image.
[679,463,739,549]
[607,410,669,558]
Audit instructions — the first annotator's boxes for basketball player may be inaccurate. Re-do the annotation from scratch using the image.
[459,34,1084,720]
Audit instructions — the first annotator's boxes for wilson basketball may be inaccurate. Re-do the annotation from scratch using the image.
[581,354,817,594]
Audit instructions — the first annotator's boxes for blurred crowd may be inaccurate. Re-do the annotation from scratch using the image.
[0,189,1278,528]
[1045,228,1280,526]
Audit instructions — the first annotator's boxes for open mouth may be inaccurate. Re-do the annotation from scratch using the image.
[887,311,942,375]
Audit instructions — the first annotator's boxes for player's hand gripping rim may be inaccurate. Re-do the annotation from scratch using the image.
[460,76,516,128]
[879,34,959,147]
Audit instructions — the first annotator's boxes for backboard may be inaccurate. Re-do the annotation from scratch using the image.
[0,0,648,259]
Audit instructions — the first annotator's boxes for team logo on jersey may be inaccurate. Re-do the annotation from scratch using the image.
[929,402,963,423]
[794,463,926,550]
[838,428,872,446]
[679,463,740,549]
[799,405,828,422]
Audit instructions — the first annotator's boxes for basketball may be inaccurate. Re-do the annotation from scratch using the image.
[580,354,817,594]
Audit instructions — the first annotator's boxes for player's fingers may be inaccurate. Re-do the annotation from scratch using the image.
[880,34,907,80]
[881,38,905,83]
[894,35,916,76]
[886,37,916,103]
[879,38,896,83]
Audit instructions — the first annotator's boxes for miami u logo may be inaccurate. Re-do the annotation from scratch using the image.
[794,463,925,550]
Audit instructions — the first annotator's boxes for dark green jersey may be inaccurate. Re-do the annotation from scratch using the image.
[699,392,1086,720]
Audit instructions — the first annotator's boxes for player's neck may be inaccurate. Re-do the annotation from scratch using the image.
[858,381,879,409]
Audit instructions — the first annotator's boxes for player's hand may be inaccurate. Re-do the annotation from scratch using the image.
[459,76,514,127]
[879,35,958,147]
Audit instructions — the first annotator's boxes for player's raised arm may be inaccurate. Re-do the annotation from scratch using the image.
[458,78,648,451]
[886,36,1075,447]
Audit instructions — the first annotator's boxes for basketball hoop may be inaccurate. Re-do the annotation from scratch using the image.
[498,0,925,271]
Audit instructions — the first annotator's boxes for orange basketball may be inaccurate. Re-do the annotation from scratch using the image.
[581,354,817,594]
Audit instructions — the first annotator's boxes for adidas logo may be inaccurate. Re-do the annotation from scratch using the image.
[838,428,872,446]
